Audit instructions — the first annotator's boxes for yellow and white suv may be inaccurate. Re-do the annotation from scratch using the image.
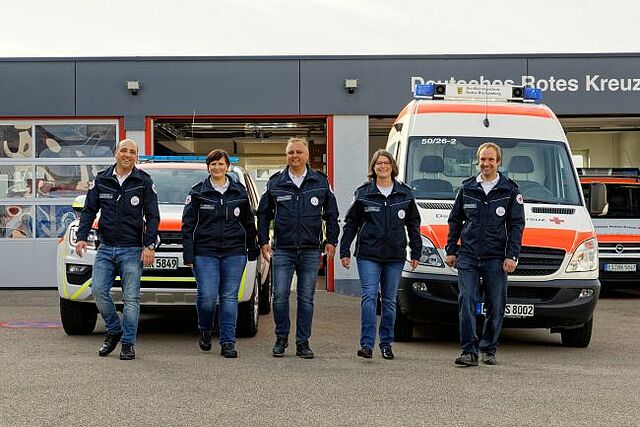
[56,159,271,337]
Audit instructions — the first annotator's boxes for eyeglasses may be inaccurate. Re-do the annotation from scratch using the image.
[375,161,391,166]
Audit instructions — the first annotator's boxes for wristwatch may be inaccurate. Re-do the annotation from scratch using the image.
[146,243,156,251]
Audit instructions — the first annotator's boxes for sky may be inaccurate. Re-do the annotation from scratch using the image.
[1,0,638,57]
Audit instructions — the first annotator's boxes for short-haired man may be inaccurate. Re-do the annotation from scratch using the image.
[445,142,525,366]
[257,137,339,358]
[76,139,159,360]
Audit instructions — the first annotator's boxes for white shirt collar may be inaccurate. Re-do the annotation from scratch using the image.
[476,173,500,185]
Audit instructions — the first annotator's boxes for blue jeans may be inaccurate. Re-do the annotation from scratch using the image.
[193,255,247,344]
[272,249,321,343]
[92,244,143,345]
[357,259,404,349]
[457,256,507,355]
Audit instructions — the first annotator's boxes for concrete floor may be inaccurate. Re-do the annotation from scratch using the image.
[1,289,639,426]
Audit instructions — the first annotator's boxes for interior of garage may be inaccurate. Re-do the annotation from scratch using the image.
[368,116,640,170]
[152,118,329,288]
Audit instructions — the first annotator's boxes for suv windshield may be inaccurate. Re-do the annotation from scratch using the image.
[405,136,582,205]
[582,183,640,218]
[144,168,240,204]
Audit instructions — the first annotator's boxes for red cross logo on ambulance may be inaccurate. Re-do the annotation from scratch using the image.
[549,216,564,225]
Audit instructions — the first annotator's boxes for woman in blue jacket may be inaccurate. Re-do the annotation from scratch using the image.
[181,149,258,358]
[340,149,422,360]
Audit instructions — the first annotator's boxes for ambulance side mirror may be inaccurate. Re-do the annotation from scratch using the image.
[72,195,87,212]
[588,182,607,216]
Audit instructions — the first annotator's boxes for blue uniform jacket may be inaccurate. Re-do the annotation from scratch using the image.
[256,166,339,250]
[339,180,422,262]
[181,175,259,264]
[77,164,160,247]
[446,174,525,261]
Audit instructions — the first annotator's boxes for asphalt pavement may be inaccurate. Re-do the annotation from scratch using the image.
[1,289,639,426]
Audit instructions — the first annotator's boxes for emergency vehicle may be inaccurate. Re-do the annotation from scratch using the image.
[579,168,640,288]
[388,82,607,347]
[56,158,271,337]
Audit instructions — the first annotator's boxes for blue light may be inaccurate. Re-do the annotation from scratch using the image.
[414,83,435,97]
[138,155,207,162]
[524,87,542,102]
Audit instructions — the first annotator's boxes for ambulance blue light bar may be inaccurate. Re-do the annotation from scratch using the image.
[138,155,240,164]
[524,87,543,102]
[414,83,436,98]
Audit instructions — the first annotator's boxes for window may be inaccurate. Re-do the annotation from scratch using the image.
[0,120,119,239]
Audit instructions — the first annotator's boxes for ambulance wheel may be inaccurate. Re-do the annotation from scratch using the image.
[258,266,272,315]
[237,279,259,338]
[59,298,97,335]
[560,318,593,348]
[394,304,414,341]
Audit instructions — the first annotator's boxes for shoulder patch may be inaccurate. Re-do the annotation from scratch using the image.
[185,194,192,205]
[516,194,524,205]
[88,180,95,190]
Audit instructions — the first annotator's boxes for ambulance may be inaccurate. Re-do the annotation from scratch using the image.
[388,82,607,347]
[578,168,640,289]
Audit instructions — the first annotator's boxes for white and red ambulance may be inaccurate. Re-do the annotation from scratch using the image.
[388,82,607,347]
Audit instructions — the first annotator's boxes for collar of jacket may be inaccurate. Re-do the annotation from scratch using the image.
[104,163,144,184]
[361,179,410,197]
[199,173,243,196]
[462,173,511,192]
[275,165,321,186]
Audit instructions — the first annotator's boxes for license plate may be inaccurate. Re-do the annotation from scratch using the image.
[145,257,178,270]
[475,303,535,318]
[604,263,637,272]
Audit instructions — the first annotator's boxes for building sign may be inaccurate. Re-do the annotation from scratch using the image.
[411,75,640,94]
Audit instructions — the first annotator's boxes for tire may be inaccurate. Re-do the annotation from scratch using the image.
[394,302,414,341]
[258,265,272,315]
[560,318,593,348]
[59,298,97,335]
[236,278,259,338]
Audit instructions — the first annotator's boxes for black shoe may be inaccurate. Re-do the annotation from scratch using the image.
[119,343,136,360]
[98,332,122,357]
[454,352,478,367]
[220,342,238,358]
[295,341,315,359]
[481,353,497,365]
[272,336,288,357]
[381,347,395,360]
[199,330,212,352]
[357,346,373,359]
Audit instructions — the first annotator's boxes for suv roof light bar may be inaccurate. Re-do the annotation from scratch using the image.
[138,155,239,164]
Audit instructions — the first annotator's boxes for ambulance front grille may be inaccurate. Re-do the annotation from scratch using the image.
[417,202,454,210]
[511,246,566,276]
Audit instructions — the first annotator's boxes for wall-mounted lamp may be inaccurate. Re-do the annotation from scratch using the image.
[344,78,358,94]
[127,80,141,96]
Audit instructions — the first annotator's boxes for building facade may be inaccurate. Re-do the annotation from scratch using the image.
[1,53,639,290]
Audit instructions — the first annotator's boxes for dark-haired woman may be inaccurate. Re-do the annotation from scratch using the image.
[339,149,421,360]
[182,149,258,358]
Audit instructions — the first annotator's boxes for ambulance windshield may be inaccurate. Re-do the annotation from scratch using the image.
[405,136,582,205]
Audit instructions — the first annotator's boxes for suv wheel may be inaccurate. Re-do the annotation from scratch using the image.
[59,298,97,335]
[236,277,259,337]
[258,265,272,315]
[560,318,593,348]
[394,302,414,341]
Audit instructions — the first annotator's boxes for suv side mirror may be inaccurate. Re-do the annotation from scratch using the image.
[589,182,607,216]
[72,195,86,212]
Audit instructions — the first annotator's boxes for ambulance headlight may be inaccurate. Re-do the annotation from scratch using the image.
[69,225,99,250]
[416,236,444,268]
[566,238,598,272]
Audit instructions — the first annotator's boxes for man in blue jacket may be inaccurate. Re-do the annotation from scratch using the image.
[445,142,525,367]
[76,139,159,360]
[257,137,339,359]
